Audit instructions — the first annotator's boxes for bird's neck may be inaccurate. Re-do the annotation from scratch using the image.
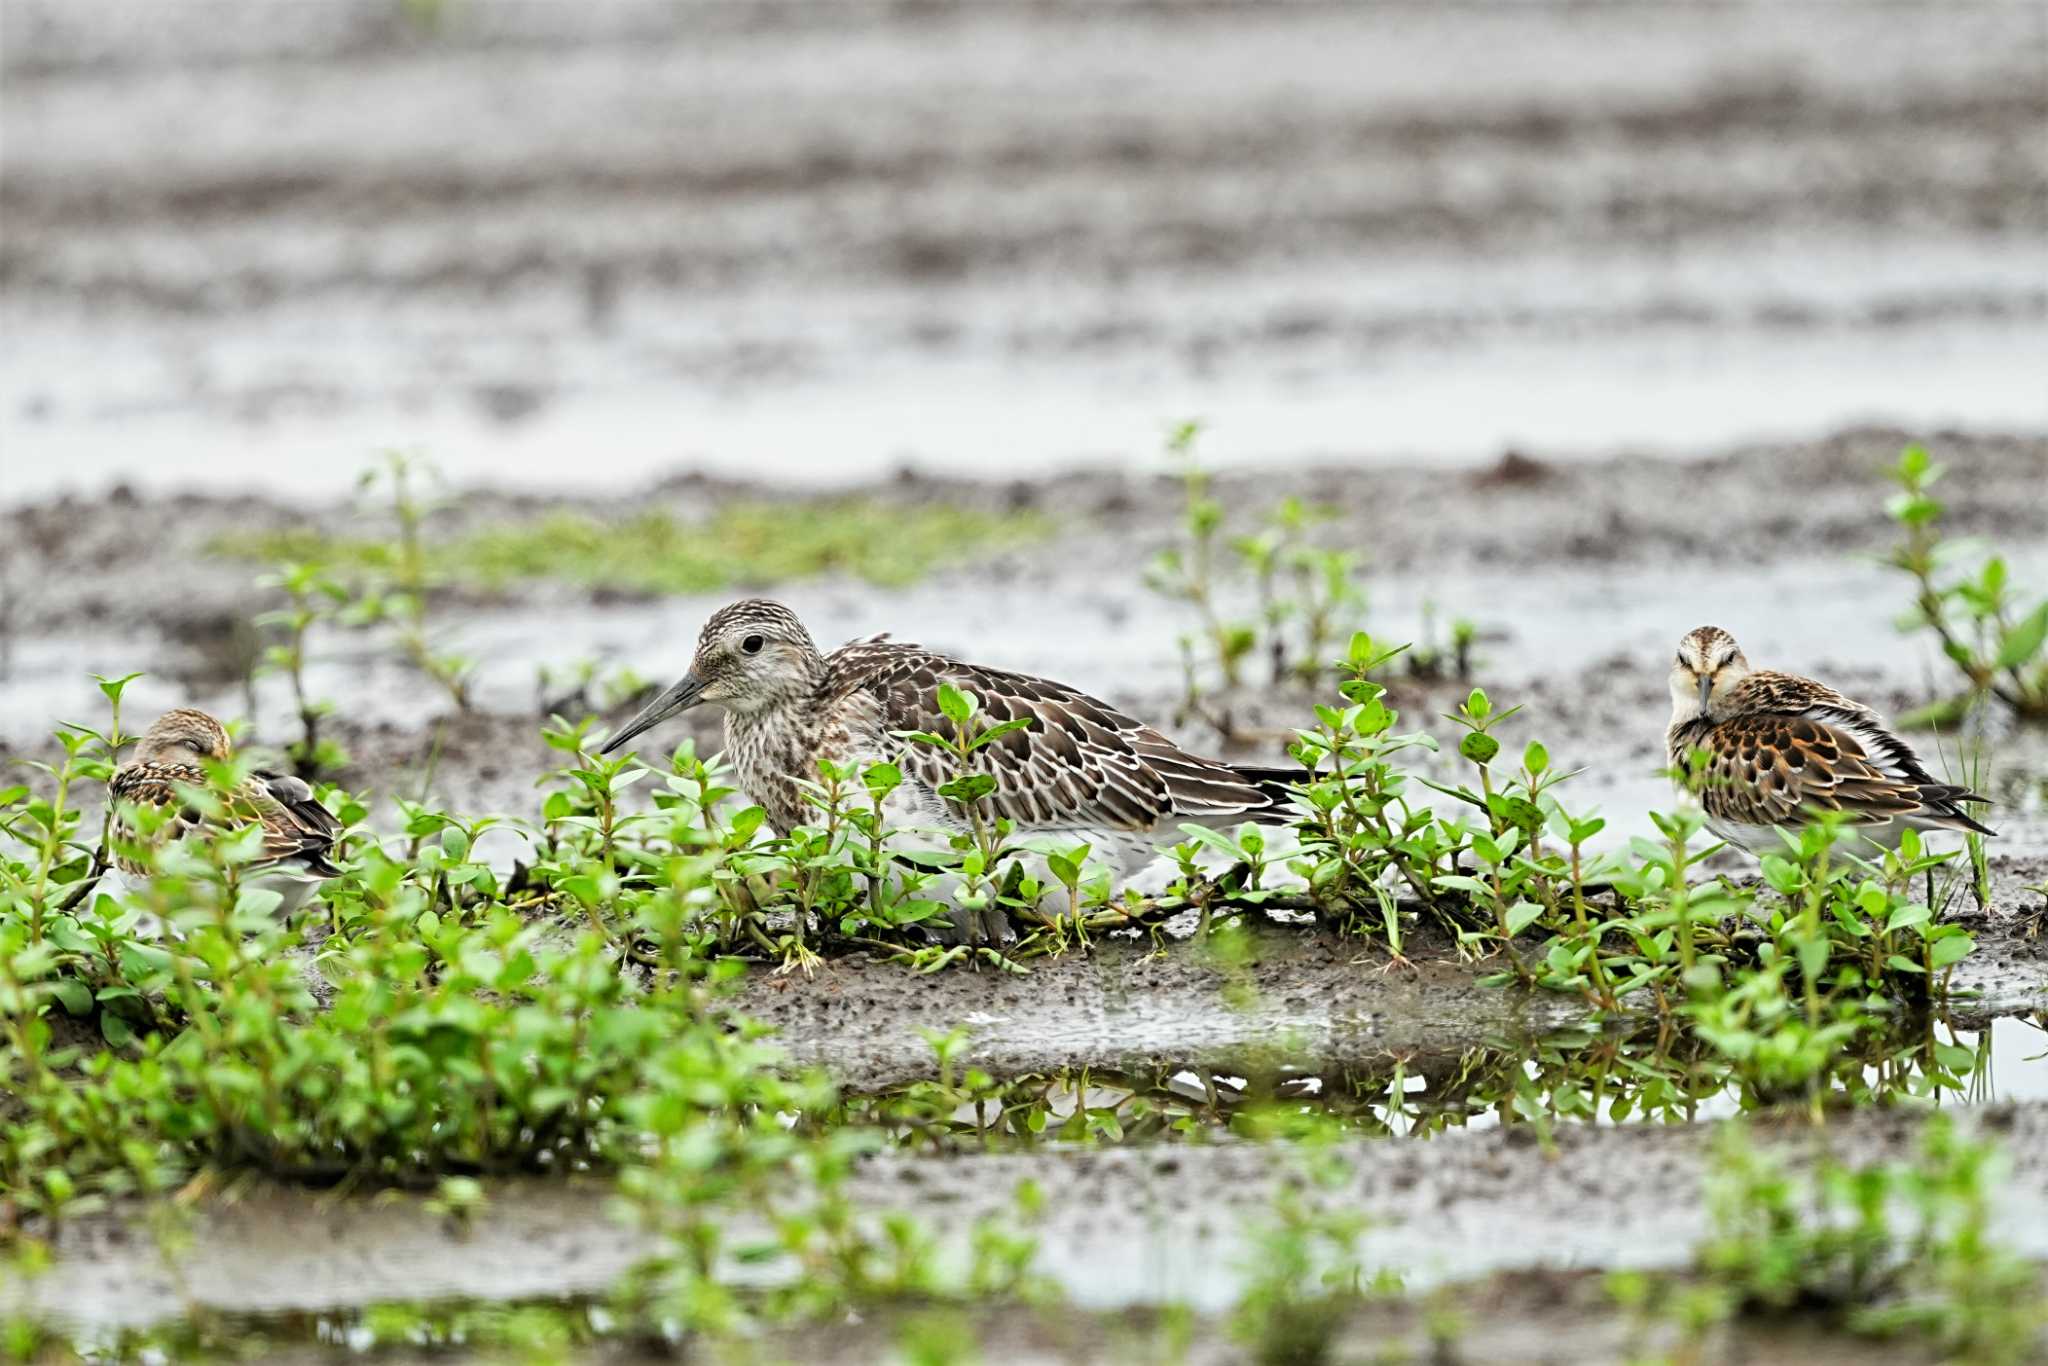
[723,696,825,835]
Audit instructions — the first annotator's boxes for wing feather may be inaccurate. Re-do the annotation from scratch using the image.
[107,760,342,877]
[828,641,1276,832]
[1690,678,1994,836]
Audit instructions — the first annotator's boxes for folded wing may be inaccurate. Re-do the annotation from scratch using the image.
[834,639,1280,832]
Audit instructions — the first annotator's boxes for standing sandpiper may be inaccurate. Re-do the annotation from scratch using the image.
[601,599,1294,939]
[109,708,343,912]
[1665,626,1994,854]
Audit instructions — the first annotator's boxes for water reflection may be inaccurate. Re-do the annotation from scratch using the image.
[830,1013,2048,1151]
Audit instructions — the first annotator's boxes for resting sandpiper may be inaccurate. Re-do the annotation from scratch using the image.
[1665,626,1994,854]
[110,708,343,911]
[601,599,1293,936]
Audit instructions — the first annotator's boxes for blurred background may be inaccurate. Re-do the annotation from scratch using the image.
[5,0,2043,498]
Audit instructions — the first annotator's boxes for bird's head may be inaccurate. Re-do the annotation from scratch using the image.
[1669,625,1750,722]
[136,708,232,765]
[601,599,821,755]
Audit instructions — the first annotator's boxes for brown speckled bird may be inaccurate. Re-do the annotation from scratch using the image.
[601,599,1293,937]
[110,709,342,907]
[1665,626,1994,854]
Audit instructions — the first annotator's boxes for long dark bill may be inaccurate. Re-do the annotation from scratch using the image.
[599,671,706,755]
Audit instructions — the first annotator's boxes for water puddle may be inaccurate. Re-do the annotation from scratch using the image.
[831,1013,2048,1154]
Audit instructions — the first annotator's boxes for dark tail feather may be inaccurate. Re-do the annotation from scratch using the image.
[298,847,344,878]
[1923,785,1997,838]
[1229,764,1306,813]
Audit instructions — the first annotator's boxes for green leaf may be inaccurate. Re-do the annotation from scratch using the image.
[1884,904,1931,933]
[937,683,975,725]
[938,773,997,805]
[1176,824,1247,864]
[1994,601,2048,669]
[1505,901,1545,936]
[1928,933,1975,970]
[1798,935,1829,983]
[94,671,146,704]
[967,717,1036,750]
[100,1012,136,1048]
[1459,733,1500,765]
[862,763,904,800]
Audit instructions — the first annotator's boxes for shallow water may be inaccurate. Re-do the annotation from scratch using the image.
[832,1014,2048,1151]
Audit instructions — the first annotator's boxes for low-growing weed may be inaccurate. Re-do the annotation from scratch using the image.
[1148,424,1478,739]
[217,497,1052,598]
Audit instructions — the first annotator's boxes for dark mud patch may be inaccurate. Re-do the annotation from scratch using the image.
[735,928,1581,1093]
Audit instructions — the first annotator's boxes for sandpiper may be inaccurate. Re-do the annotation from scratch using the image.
[109,708,343,912]
[1665,626,1994,854]
[601,599,1294,939]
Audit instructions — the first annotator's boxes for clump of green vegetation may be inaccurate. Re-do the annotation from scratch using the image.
[1147,421,1475,736]
[1694,1117,2042,1364]
[0,678,1046,1347]
[355,453,477,711]
[1884,444,2048,723]
[255,559,352,775]
[2,640,1996,1244]
[1278,629,1980,1113]
[228,453,1049,775]
[218,497,1052,597]
[1229,1135,1392,1366]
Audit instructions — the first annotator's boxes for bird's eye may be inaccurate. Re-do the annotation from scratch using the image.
[740,634,766,655]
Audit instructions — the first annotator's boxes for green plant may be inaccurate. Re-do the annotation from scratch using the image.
[1147,424,1376,733]
[1884,444,2048,722]
[255,561,352,777]
[1228,1139,1392,1365]
[1699,1117,2042,1363]
[358,451,476,711]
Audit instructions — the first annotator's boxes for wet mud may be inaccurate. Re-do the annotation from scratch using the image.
[17,1098,2048,1340]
